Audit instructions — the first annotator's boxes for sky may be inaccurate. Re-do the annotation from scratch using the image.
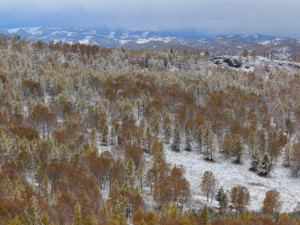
[0,0,300,36]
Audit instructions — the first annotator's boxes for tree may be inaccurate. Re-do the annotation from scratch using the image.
[243,49,249,58]
[220,133,233,159]
[249,146,260,172]
[230,185,250,212]
[233,134,243,164]
[216,187,228,211]
[283,142,292,167]
[258,153,272,176]
[162,114,172,144]
[72,202,83,225]
[263,189,281,213]
[101,124,109,146]
[184,128,192,151]
[197,124,203,152]
[201,171,217,203]
[171,120,180,151]
[203,123,214,161]
[204,50,210,61]
[23,196,41,225]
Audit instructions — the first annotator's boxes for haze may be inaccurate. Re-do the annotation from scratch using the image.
[1,0,300,36]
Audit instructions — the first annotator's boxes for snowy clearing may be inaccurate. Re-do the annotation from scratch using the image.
[164,143,300,213]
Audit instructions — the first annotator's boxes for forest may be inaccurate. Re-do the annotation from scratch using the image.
[0,34,299,224]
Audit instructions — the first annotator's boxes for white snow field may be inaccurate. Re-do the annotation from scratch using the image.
[164,143,300,213]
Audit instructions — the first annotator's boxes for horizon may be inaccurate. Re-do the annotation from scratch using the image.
[0,0,300,37]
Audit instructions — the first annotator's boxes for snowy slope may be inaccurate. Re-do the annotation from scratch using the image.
[164,143,300,213]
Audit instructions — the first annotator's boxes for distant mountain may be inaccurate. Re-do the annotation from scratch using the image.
[1,27,299,59]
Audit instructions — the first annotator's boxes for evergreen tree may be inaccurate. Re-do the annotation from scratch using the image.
[249,146,260,172]
[184,128,192,151]
[171,120,180,151]
[126,158,135,186]
[72,202,83,225]
[203,123,214,160]
[233,134,243,164]
[216,187,228,211]
[258,153,272,176]
[162,114,172,144]
[99,108,108,134]
[197,124,203,152]
[24,196,41,225]
[101,123,109,146]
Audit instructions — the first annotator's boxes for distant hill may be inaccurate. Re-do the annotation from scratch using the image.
[1,27,299,59]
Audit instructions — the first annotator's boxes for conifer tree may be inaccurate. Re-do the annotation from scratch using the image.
[99,108,108,134]
[197,124,203,152]
[126,158,135,186]
[101,123,109,146]
[171,120,180,151]
[216,187,228,211]
[184,128,192,151]
[72,202,83,225]
[258,153,272,176]
[144,125,152,153]
[162,114,172,144]
[203,123,214,160]
[249,146,260,172]
[24,196,41,225]
[233,134,243,164]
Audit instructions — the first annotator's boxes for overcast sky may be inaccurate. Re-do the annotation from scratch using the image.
[0,0,299,36]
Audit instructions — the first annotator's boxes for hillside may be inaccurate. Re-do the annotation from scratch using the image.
[0,38,299,224]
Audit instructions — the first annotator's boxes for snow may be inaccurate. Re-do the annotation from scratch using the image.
[79,36,93,45]
[25,26,43,35]
[164,143,300,212]
[108,32,115,39]
[7,28,20,33]
[119,40,130,45]
[136,37,174,44]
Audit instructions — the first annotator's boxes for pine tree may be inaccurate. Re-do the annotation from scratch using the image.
[99,108,108,134]
[152,112,160,138]
[249,146,260,172]
[122,99,134,122]
[126,158,135,186]
[233,134,243,164]
[162,114,172,144]
[197,124,203,152]
[199,206,209,225]
[258,153,272,176]
[216,187,228,211]
[41,176,50,203]
[24,196,41,225]
[171,120,180,151]
[203,123,214,160]
[184,128,192,151]
[72,202,83,225]
[144,125,152,153]
[101,123,109,146]
[135,98,142,120]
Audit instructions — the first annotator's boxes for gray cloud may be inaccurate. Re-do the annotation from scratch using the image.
[0,0,299,36]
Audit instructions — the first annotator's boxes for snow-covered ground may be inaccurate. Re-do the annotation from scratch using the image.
[164,143,300,213]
